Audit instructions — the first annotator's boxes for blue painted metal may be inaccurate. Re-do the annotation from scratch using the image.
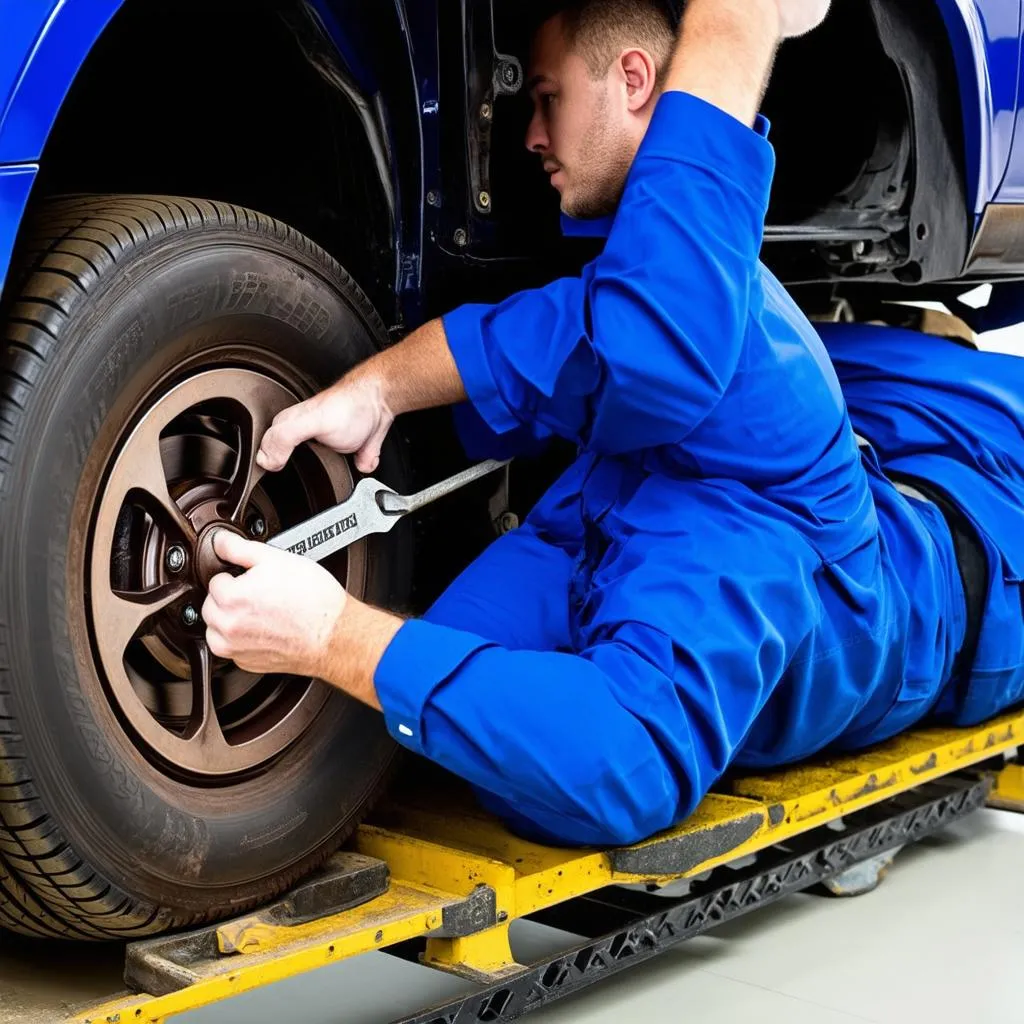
[0,0,124,164]
[0,0,429,321]
[933,0,1023,215]
[0,0,1023,294]
[0,164,38,296]
[314,0,430,320]
[997,9,1024,201]
[0,2,61,142]
[307,0,379,94]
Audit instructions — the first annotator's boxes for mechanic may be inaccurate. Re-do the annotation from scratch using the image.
[201,0,1024,847]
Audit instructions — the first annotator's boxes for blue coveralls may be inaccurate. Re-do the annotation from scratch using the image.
[373,90,1024,847]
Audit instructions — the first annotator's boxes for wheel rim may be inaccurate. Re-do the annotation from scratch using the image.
[88,366,364,779]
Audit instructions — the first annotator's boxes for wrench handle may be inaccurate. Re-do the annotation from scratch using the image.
[381,459,512,514]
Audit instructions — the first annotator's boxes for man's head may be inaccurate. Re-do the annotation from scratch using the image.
[526,0,675,219]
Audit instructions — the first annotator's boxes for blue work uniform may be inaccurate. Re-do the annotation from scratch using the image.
[373,90,1016,848]
[815,323,1024,731]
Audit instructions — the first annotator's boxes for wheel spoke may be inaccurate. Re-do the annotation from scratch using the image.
[94,582,189,661]
[182,640,230,756]
[225,380,295,524]
[87,369,344,778]
[104,414,195,543]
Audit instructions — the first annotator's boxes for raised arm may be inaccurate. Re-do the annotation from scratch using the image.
[438,0,792,454]
[258,0,831,468]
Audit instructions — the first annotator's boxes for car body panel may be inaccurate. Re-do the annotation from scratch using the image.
[0,164,37,296]
[933,0,1022,215]
[0,0,121,164]
[2,0,1024,294]
[0,0,435,322]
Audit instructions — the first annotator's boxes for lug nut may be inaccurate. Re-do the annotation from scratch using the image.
[249,517,267,538]
[181,605,200,628]
[497,512,520,535]
[165,545,186,573]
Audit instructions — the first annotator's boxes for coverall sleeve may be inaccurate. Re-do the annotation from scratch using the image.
[450,400,553,462]
[442,91,775,453]
[374,620,684,847]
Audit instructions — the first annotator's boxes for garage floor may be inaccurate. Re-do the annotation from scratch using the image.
[3,806,1022,1024]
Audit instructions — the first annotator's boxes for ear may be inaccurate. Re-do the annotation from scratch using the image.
[619,48,658,112]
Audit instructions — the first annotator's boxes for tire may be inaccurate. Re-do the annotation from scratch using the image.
[0,195,411,939]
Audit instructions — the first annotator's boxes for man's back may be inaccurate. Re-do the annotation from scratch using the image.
[547,258,967,774]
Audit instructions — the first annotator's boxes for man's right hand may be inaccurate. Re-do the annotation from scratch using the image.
[256,374,395,475]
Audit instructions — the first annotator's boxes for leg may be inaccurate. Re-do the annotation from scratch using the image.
[422,450,590,652]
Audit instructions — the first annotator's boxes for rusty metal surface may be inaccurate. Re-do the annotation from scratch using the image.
[987,761,1024,811]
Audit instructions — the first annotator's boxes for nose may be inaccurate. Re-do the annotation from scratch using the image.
[525,109,549,155]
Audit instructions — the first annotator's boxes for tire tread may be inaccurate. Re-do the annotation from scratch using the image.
[0,194,391,939]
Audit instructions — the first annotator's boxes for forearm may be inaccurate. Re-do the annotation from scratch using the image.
[347,318,467,416]
[664,0,781,126]
[315,598,405,711]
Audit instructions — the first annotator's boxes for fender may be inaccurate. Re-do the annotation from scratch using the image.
[0,0,123,164]
[932,0,1022,216]
[0,0,432,320]
[288,0,431,316]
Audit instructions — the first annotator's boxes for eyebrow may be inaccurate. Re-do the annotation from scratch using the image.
[527,74,553,92]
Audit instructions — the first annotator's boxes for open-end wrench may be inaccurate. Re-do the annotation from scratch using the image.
[265,459,512,564]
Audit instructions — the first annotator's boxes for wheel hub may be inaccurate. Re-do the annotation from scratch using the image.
[194,522,247,590]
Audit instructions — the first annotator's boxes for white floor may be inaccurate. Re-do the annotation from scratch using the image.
[173,807,1024,1024]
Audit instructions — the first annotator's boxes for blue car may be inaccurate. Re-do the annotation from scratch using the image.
[0,0,1020,939]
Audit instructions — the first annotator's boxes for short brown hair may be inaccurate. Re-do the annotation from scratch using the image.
[557,0,676,81]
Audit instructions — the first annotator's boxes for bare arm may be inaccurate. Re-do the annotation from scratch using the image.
[663,0,780,127]
[257,317,466,474]
[258,0,830,476]
[350,317,466,416]
[362,1,789,416]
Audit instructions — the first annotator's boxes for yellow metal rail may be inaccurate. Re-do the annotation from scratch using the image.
[75,709,1023,1024]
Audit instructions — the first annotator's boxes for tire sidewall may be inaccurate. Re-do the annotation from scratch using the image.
[4,230,407,908]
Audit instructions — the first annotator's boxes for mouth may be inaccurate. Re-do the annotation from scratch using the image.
[544,164,565,190]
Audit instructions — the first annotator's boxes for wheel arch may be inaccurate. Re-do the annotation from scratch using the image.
[0,0,427,328]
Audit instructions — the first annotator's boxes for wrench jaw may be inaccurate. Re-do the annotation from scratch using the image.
[376,488,412,517]
[267,476,398,561]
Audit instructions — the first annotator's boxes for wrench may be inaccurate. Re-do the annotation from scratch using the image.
[265,458,512,563]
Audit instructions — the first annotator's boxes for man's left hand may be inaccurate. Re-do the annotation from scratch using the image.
[202,530,346,678]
